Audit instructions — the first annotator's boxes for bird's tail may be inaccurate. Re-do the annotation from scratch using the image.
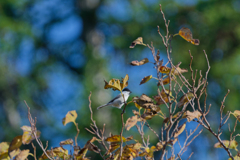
[97,104,108,110]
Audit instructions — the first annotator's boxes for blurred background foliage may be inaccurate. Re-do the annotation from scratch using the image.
[0,0,240,159]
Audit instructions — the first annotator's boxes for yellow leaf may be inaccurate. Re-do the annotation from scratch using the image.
[0,152,10,160]
[125,115,141,131]
[228,155,240,160]
[173,122,186,138]
[105,135,132,143]
[177,27,200,45]
[231,110,240,122]
[60,139,74,146]
[21,126,41,145]
[104,74,129,92]
[177,92,194,107]
[140,75,152,85]
[129,37,146,48]
[182,110,202,122]
[0,142,9,154]
[62,110,78,126]
[130,58,149,66]
[214,140,238,150]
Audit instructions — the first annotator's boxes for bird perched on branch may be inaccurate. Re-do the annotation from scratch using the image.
[177,92,194,108]
[97,88,132,110]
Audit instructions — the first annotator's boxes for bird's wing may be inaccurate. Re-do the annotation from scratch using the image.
[108,94,122,104]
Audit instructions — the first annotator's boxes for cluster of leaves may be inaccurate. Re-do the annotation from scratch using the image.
[0,126,39,160]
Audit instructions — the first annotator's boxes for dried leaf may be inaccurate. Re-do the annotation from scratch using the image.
[104,74,129,92]
[21,126,41,145]
[0,152,9,160]
[162,77,170,85]
[14,149,29,160]
[105,135,132,143]
[173,122,186,138]
[177,27,200,45]
[8,135,22,158]
[130,58,149,66]
[132,94,153,107]
[60,139,74,146]
[125,115,141,131]
[62,110,77,126]
[83,137,100,153]
[182,110,202,122]
[231,110,240,122]
[177,92,194,107]
[0,142,9,154]
[132,110,140,115]
[0,142,10,160]
[172,67,188,75]
[129,37,146,48]
[159,66,171,74]
[141,112,155,120]
[154,89,172,105]
[214,140,238,150]
[140,75,152,85]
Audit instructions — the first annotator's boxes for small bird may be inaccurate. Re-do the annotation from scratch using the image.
[97,88,132,110]
[177,92,194,108]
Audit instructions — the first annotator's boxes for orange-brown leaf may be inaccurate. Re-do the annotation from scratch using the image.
[130,58,149,66]
[140,75,152,85]
[125,115,141,131]
[178,27,200,45]
[159,66,171,74]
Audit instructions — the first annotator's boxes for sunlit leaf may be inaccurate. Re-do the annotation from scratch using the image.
[159,66,171,74]
[130,58,149,66]
[8,135,22,158]
[162,77,170,85]
[129,37,146,48]
[0,142,9,154]
[14,149,29,160]
[214,140,238,150]
[140,75,152,85]
[231,110,240,122]
[125,115,141,131]
[173,122,186,138]
[21,126,41,145]
[62,110,78,126]
[177,92,194,107]
[105,135,132,143]
[104,74,129,92]
[107,143,120,154]
[60,139,74,146]
[228,155,240,160]
[0,142,10,160]
[182,110,202,122]
[176,27,200,45]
